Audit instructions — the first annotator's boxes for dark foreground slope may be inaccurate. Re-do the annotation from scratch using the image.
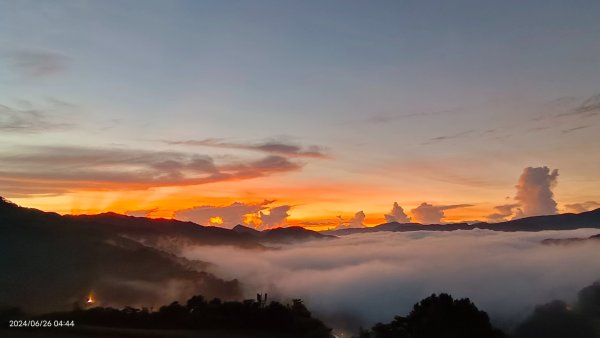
[67,213,262,252]
[1,296,331,338]
[0,198,240,313]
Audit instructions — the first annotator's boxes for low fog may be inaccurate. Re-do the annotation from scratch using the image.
[182,229,600,330]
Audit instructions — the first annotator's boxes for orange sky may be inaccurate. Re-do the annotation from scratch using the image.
[2,1,600,230]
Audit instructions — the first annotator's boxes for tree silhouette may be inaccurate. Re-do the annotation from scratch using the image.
[361,293,506,338]
[513,300,596,338]
[19,294,331,338]
[577,281,600,319]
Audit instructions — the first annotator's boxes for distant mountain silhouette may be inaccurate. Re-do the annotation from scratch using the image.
[234,224,335,243]
[232,224,262,235]
[325,209,600,235]
[68,212,263,253]
[541,233,600,246]
[262,226,335,243]
[233,224,334,243]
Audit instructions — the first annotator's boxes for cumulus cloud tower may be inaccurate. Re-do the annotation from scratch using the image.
[515,166,559,217]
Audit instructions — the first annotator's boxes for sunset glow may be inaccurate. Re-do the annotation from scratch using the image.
[2,3,600,337]
[1,1,599,230]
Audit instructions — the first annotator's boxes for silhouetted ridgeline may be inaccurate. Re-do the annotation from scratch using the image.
[233,224,335,243]
[541,233,600,245]
[0,197,241,313]
[1,296,331,338]
[0,197,335,314]
[327,208,600,235]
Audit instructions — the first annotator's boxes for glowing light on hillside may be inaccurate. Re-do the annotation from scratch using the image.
[86,293,95,305]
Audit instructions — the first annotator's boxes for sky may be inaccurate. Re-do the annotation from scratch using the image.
[1,0,599,229]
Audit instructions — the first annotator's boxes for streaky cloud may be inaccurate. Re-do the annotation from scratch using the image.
[163,138,328,159]
[0,146,302,197]
[556,92,600,119]
[6,49,68,78]
[0,101,74,133]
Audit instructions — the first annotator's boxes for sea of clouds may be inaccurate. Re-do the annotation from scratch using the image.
[182,228,600,332]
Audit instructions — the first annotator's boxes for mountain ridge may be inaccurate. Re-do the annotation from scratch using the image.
[324,208,600,235]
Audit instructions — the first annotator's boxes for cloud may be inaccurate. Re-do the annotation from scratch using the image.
[174,201,292,229]
[561,125,588,134]
[125,208,160,218]
[6,50,67,78]
[487,204,522,222]
[384,202,410,223]
[556,92,600,119]
[564,201,600,214]
[422,130,475,145]
[515,166,559,217]
[181,229,600,333]
[411,203,443,224]
[0,146,302,197]
[175,201,271,228]
[0,102,74,133]
[259,205,291,229]
[410,202,472,224]
[347,110,460,126]
[164,138,328,159]
[336,211,366,229]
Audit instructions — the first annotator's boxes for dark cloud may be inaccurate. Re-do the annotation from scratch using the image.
[0,178,69,197]
[220,155,302,177]
[164,138,328,159]
[556,92,600,119]
[487,204,521,222]
[515,166,559,217]
[561,125,588,134]
[384,202,411,223]
[0,146,302,197]
[6,50,67,78]
[411,202,472,224]
[0,102,73,133]
[422,130,475,145]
